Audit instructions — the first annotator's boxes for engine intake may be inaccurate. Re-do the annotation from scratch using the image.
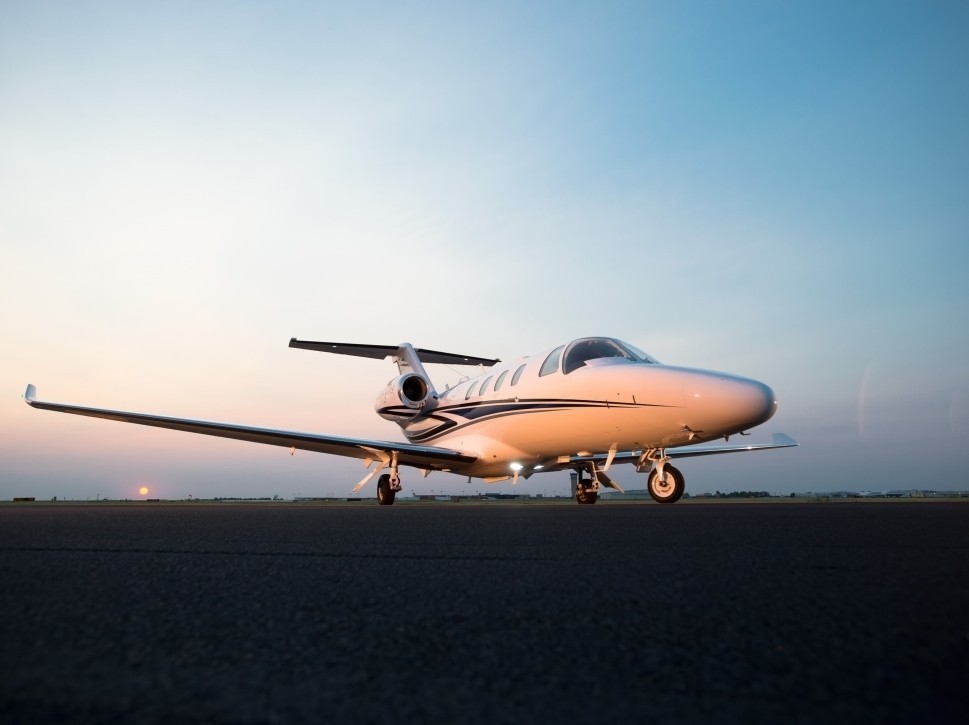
[374,373,432,421]
[398,373,429,408]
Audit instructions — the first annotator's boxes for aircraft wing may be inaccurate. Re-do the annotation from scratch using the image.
[663,433,799,458]
[540,433,799,471]
[22,385,476,471]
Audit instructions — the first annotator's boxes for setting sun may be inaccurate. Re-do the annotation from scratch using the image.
[138,486,149,496]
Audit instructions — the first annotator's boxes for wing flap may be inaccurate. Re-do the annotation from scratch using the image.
[23,385,475,470]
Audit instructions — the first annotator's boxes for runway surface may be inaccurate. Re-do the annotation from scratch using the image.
[1,501,967,723]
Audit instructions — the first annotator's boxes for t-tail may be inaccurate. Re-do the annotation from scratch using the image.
[288,339,500,425]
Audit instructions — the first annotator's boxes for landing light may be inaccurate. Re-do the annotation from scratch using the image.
[510,462,523,472]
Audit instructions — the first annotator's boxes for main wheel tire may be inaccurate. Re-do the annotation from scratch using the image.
[377,474,397,505]
[576,489,598,505]
[648,465,684,503]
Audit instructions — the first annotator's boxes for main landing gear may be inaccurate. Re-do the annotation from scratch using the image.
[574,466,600,505]
[576,487,598,505]
[377,472,402,505]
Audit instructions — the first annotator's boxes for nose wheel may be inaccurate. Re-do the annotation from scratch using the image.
[648,464,684,503]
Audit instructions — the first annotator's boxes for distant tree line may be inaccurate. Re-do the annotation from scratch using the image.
[212,496,280,501]
[712,491,772,498]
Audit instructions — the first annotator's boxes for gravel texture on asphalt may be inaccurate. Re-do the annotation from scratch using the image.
[1,501,967,723]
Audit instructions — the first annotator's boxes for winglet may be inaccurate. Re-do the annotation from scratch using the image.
[771,433,798,447]
[24,384,37,405]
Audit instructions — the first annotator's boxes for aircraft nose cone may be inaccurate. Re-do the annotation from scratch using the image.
[686,373,777,434]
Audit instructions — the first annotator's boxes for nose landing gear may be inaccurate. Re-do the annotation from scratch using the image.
[638,449,685,503]
[647,464,684,503]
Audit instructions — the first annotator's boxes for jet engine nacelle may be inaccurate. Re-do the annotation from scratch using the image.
[374,373,431,421]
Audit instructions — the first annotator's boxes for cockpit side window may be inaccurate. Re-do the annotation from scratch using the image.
[539,346,564,377]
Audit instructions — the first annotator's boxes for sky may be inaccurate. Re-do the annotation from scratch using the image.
[2,0,968,500]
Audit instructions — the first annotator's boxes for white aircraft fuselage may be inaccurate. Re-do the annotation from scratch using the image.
[380,348,776,479]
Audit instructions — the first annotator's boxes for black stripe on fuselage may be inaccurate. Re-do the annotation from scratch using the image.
[381,398,674,444]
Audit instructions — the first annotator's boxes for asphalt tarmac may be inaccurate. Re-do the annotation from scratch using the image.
[1,500,966,723]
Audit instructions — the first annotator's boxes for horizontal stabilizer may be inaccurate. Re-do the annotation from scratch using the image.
[289,339,499,367]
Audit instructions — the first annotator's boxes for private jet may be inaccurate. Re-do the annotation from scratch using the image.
[24,336,796,504]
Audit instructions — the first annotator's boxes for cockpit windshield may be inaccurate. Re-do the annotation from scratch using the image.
[562,337,658,374]
[616,340,659,364]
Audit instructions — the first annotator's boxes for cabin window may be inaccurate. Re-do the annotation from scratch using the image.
[479,376,492,396]
[539,346,564,377]
[494,370,509,392]
[465,381,478,400]
[511,363,527,385]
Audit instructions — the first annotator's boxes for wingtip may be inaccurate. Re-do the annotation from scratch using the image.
[24,384,37,404]
[772,433,798,447]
